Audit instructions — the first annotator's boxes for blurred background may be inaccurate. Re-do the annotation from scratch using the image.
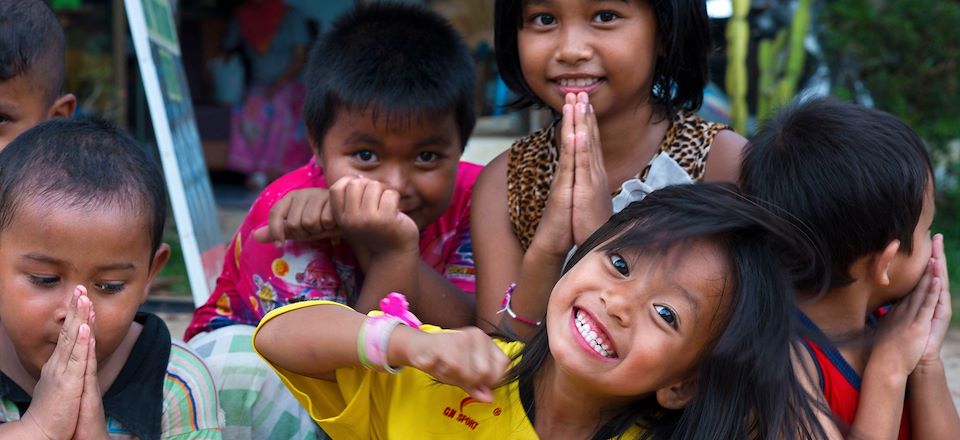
[46,0,958,309]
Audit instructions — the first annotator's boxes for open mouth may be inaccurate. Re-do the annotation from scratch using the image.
[573,308,618,359]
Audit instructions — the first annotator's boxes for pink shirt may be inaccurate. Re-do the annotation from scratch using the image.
[185,158,481,340]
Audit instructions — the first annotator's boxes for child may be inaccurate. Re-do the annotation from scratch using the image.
[473,0,748,338]
[254,183,828,439]
[0,119,221,438]
[739,97,959,438]
[185,3,480,438]
[0,0,76,149]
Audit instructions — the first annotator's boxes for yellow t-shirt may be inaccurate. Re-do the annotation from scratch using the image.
[254,301,644,439]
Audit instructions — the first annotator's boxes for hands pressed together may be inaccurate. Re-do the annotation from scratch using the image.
[17,286,108,440]
[530,92,612,260]
[873,234,952,379]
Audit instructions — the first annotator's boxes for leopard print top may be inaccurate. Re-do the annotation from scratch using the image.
[507,109,729,251]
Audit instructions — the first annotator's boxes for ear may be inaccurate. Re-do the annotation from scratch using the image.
[655,377,697,410]
[308,135,322,159]
[870,240,901,286]
[140,243,172,303]
[46,93,77,119]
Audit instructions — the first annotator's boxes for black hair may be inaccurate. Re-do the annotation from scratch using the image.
[0,118,168,256]
[740,97,933,291]
[0,0,66,104]
[302,2,476,150]
[504,183,828,439]
[494,0,711,115]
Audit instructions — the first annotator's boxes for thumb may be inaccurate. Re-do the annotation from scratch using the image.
[467,385,494,403]
[252,226,276,244]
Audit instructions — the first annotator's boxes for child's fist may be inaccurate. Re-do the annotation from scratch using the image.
[252,188,340,246]
[396,327,510,403]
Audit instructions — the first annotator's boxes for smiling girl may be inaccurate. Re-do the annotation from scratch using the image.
[254,184,827,439]
[473,0,747,339]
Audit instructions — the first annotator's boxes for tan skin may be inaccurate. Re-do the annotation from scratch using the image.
[0,74,76,150]
[251,108,476,327]
[0,202,169,439]
[795,184,960,439]
[255,239,733,438]
[472,0,745,338]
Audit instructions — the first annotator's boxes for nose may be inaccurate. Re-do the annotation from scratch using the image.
[53,287,73,326]
[555,24,593,65]
[375,165,411,196]
[600,284,635,327]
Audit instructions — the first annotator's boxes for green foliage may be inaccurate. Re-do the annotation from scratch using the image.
[820,0,960,149]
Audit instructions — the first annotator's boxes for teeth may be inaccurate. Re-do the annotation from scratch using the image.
[575,310,617,358]
[558,78,600,88]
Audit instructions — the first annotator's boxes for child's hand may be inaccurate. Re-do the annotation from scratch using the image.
[872,260,942,377]
[918,234,952,367]
[396,327,510,402]
[252,188,340,246]
[571,92,612,245]
[21,286,93,440]
[328,176,420,260]
[72,330,108,440]
[529,95,577,259]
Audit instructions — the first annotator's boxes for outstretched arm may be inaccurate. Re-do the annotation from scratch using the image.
[254,302,509,401]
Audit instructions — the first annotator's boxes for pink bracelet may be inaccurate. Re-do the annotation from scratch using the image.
[498,282,542,326]
[358,315,405,374]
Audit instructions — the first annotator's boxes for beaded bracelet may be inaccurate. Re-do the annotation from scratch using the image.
[497,282,542,326]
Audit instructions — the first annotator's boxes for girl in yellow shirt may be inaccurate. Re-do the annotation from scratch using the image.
[254,184,827,439]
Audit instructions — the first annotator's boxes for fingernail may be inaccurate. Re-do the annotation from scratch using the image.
[579,103,586,114]
[589,104,594,114]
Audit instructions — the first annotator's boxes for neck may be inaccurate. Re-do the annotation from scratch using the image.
[800,281,884,336]
[532,357,628,439]
[595,103,670,192]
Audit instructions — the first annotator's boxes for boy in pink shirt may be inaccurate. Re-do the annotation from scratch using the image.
[184,4,480,438]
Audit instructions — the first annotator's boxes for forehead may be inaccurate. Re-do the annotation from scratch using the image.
[0,75,47,112]
[323,105,460,146]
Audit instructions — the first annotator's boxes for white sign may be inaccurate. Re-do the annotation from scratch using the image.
[126,0,225,307]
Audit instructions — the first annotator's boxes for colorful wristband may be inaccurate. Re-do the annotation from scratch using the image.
[498,282,542,326]
[358,315,406,374]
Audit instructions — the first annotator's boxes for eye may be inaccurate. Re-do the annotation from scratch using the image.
[352,150,378,163]
[94,282,126,294]
[415,151,442,163]
[593,11,621,23]
[609,254,629,275]
[530,13,557,27]
[655,305,678,328]
[28,275,60,288]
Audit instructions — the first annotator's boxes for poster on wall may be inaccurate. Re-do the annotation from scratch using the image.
[126,0,225,307]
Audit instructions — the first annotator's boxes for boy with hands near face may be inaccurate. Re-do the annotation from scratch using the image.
[0,119,221,439]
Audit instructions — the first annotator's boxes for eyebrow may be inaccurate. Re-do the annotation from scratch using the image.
[525,0,629,5]
[22,253,136,272]
[414,136,454,149]
[671,282,702,320]
[343,133,382,147]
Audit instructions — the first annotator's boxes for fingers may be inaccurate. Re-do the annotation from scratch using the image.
[263,194,294,245]
[933,234,950,295]
[53,287,92,374]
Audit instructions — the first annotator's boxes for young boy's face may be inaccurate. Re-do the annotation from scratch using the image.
[0,199,168,379]
[316,107,463,230]
[885,180,936,300]
[0,75,75,150]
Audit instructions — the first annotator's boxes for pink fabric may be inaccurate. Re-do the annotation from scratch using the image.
[185,159,481,340]
[227,80,312,177]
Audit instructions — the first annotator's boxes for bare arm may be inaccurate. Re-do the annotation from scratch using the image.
[254,302,510,401]
[702,129,746,184]
[413,260,476,328]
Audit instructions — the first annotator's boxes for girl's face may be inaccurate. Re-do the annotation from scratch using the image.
[517,0,658,118]
[546,239,731,403]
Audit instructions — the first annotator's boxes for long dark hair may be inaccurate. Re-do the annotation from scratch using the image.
[504,183,828,439]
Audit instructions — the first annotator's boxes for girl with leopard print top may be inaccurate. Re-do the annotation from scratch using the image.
[473,0,747,339]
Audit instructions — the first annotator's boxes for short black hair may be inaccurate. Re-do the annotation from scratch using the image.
[0,118,168,255]
[494,0,711,114]
[505,184,828,439]
[0,0,66,104]
[740,97,933,290]
[303,2,476,150]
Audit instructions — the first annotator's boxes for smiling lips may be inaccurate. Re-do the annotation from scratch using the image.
[574,308,618,359]
[555,77,604,94]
